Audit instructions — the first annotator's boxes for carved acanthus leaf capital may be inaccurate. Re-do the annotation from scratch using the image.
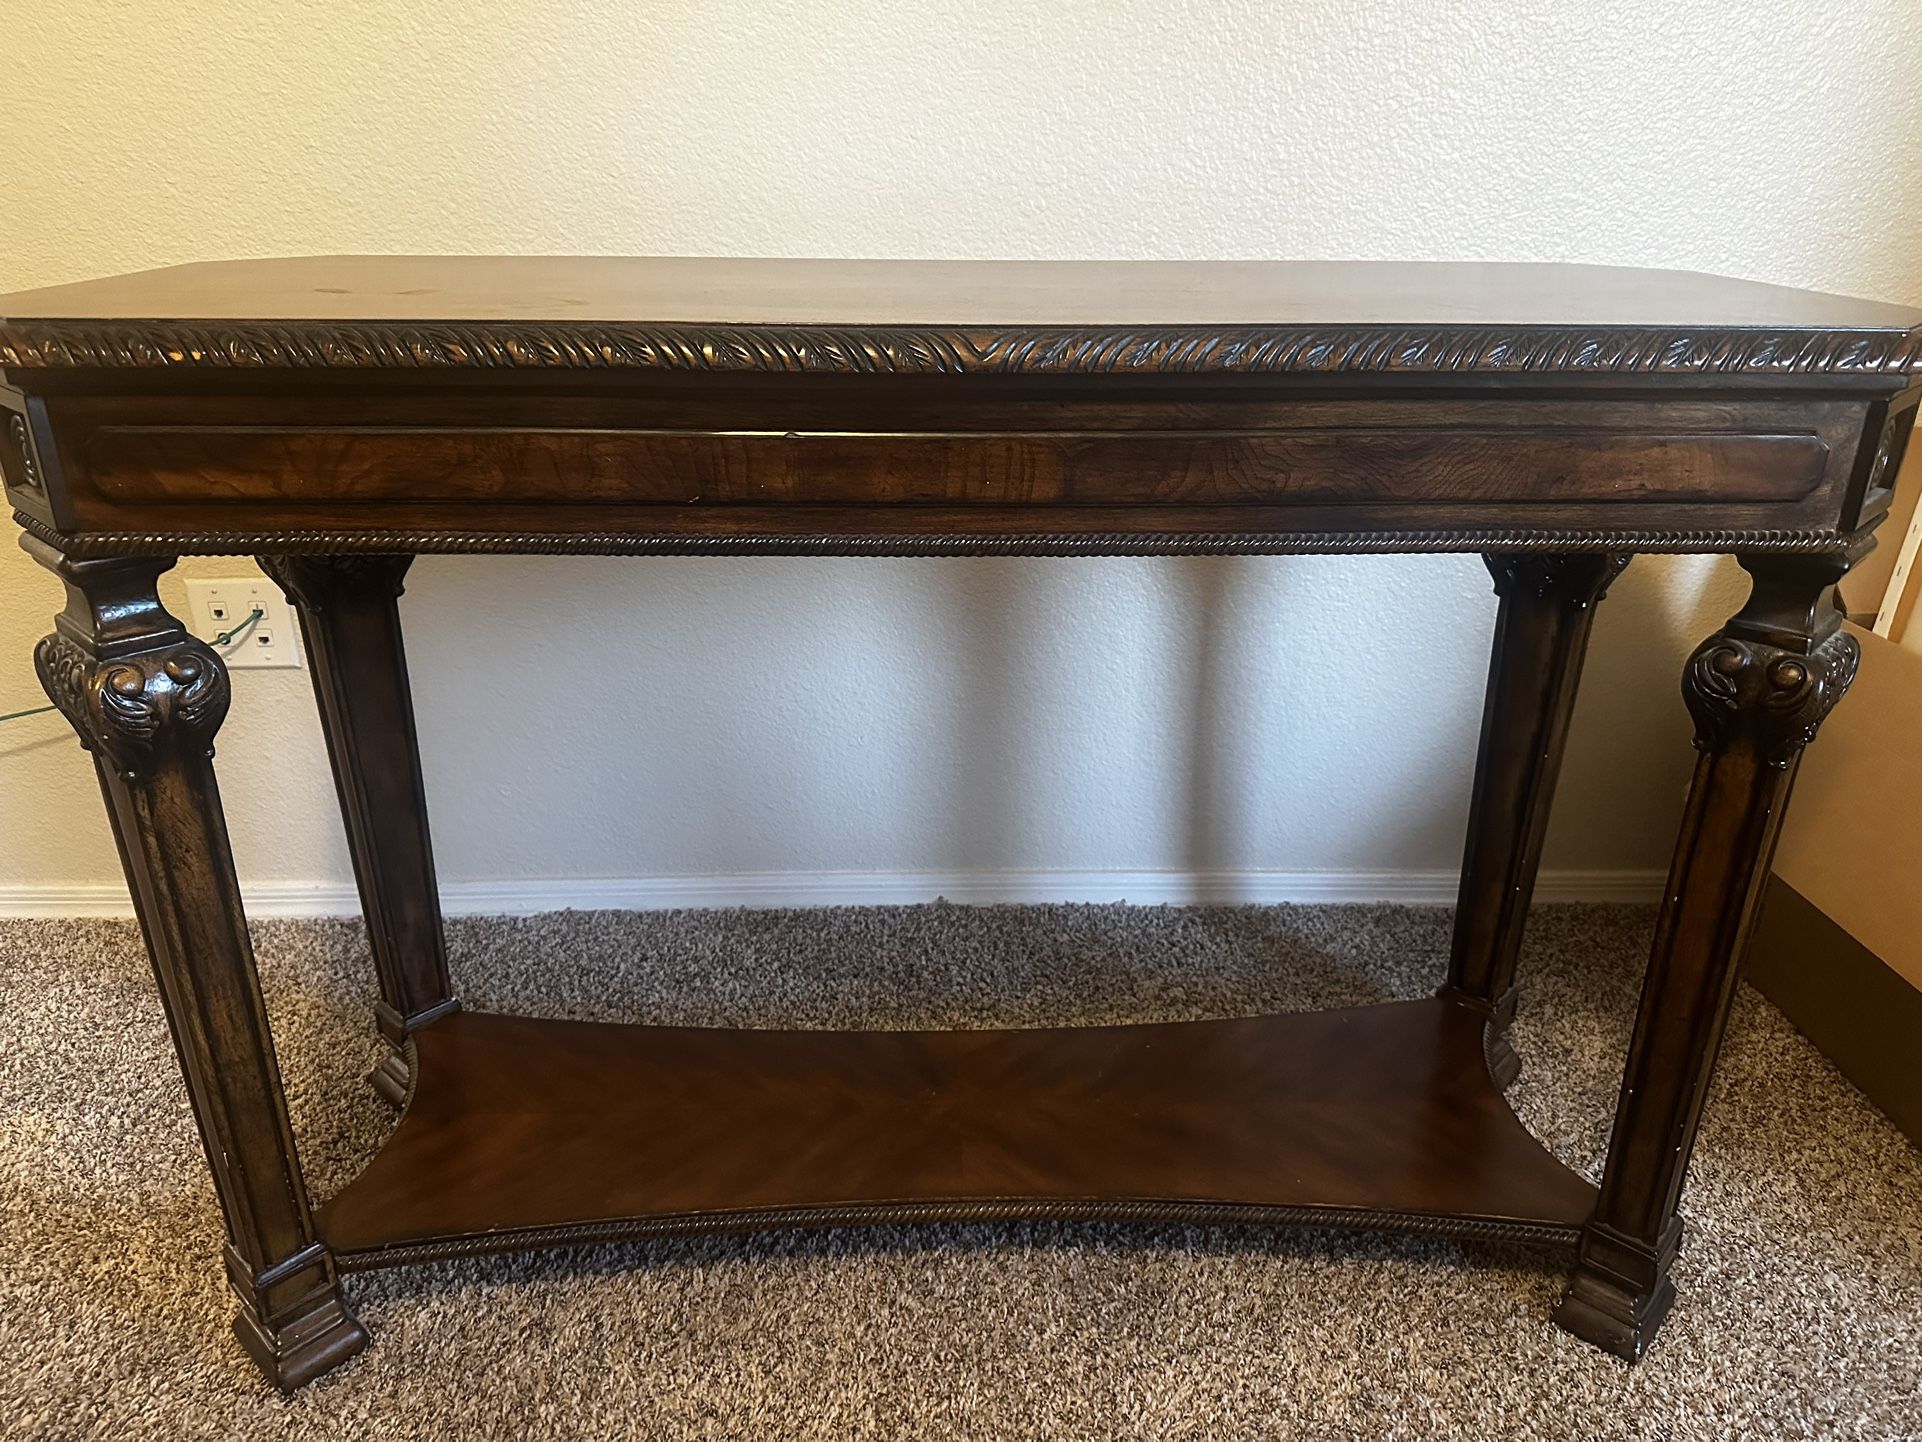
[1682,628,1859,770]
[1484,553,1632,608]
[34,631,230,778]
[257,554,411,613]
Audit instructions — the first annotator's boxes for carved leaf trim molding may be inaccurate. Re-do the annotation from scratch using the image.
[2,320,1920,375]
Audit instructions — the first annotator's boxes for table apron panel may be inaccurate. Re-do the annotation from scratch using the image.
[78,424,1835,512]
[19,391,1882,541]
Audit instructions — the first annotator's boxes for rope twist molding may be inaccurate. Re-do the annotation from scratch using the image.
[333,1198,1583,1272]
[11,513,1872,560]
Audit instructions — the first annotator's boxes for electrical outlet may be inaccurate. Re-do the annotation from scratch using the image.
[182,578,303,669]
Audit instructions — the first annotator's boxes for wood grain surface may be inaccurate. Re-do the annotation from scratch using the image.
[319,998,1598,1263]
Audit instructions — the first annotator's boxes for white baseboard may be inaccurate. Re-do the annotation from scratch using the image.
[0,867,1666,919]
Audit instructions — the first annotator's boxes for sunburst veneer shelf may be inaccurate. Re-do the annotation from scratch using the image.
[318,997,1596,1265]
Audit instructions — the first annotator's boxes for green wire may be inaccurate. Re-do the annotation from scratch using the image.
[212,608,266,650]
[0,608,266,727]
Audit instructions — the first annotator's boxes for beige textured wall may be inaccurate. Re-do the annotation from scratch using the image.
[2,2,1919,897]
[1775,626,1922,991]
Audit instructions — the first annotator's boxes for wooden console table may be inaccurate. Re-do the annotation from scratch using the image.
[4,258,1917,1390]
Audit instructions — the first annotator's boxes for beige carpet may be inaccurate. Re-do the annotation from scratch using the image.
[1,903,1918,1441]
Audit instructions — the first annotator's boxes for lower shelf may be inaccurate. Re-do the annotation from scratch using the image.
[317,997,1597,1269]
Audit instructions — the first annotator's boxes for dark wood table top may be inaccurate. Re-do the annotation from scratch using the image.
[4,257,1915,562]
[4,257,1919,377]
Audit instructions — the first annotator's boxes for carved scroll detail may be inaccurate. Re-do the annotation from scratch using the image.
[34,631,231,778]
[1682,629,1859,769]
[3,413,43,496]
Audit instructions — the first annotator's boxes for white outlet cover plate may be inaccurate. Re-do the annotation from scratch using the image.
[181,578,302,669]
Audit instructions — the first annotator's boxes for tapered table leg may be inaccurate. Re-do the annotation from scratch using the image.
[1554,552,1860,1361]
[1442,553,1629,1086]
[27,539,366,1390]
[259,555,456,1106]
